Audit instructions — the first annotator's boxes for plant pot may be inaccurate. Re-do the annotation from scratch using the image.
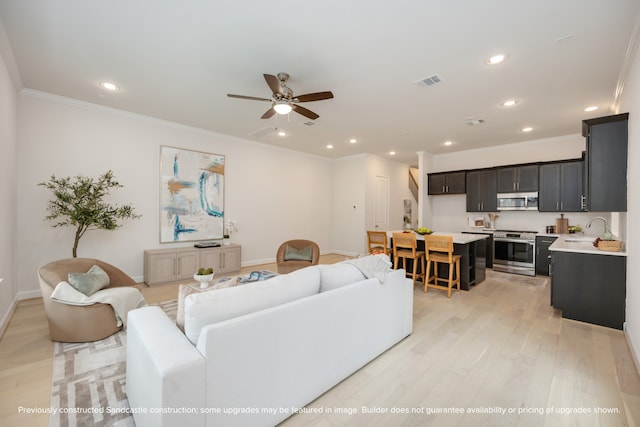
[193,273,215,288]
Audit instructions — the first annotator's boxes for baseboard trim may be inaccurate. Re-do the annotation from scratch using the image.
[0,297,18,340]
[624,327,640,379]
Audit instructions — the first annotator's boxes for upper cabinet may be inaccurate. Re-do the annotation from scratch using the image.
[539,161,583,212]
[466,169,497,212]
[496,165,539,193]
[583,113,628,212]
[428,171,466,195]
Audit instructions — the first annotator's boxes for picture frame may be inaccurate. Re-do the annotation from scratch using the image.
[159,146,225,243]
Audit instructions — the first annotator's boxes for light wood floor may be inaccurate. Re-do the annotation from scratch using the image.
[1,256,639,427]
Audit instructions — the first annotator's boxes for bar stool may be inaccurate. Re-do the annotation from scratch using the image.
[366,230,391,255]
[424,234,461,298]
[392,232,425,286]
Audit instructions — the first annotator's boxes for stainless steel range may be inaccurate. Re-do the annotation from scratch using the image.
[492,230,537,276]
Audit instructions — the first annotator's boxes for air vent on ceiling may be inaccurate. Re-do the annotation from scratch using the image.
[301,121,316,127]
[465,118,485,126]
[415,73,444,87]
[249,126,276,138]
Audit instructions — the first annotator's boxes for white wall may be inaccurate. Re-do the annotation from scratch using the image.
[331,155,366,255]
[15,91,336,294]
[0,31,17,334]
[330,153,414,255]
[430,134,585,173]
[365,154,415,232]
[617,35,640,368]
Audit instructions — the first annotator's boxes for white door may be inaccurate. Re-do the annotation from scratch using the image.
[374,175,389,230]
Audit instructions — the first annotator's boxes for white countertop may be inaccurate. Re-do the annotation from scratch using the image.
[388,231,488,244]
[549,236,627,257]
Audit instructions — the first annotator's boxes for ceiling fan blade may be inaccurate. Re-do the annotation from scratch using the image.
[292,104,319,120]
[227,94,272,102]
[293,91,334,103]
[263,74,283,96]
[261,107,276,119]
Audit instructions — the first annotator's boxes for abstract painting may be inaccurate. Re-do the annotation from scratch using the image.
[160,146,225,242]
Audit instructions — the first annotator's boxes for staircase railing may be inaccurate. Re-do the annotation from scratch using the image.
[408,168,419,202]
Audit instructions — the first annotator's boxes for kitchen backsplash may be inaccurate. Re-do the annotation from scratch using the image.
[429,194,620,238]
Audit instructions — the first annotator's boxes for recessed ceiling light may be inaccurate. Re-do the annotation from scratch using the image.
[584,106,598,112]
[349,138,357,144]
[444,140,453,146]
[486,54,507,65]
[326,144,334,149]
[389,151,396,156]
[277,130,286,136]
[521,127,533,132]
[100,82,119,91]
[501,99,519,107]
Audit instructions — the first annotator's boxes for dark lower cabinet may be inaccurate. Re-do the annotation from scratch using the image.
[550,251,626,330]
[535,236,556,276]
[463,231,493,268]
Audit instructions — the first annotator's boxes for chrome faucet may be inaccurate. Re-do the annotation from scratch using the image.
[586,216,613,240]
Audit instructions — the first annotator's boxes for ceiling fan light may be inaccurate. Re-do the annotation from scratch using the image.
[273,102,292,115]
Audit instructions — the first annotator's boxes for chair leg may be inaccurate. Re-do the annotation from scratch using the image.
[424,260,430,293]
[447,262,454,298]
[456,259,461,292]
[412,256,417,286]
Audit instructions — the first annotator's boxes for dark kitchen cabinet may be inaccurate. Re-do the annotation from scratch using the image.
[550,251,626,330]
[539,161,583,212]
[428,171,466,195]
[535,236,556,276]
[466,169,496,212]
[583,113,628,212]
[496,165,539,193]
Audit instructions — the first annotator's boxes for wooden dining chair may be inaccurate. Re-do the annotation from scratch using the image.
[424,234,461,298]
[366,230,391,255]
[392,232,425,286]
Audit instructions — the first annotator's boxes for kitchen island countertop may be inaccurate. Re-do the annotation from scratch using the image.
[549,236,627,257]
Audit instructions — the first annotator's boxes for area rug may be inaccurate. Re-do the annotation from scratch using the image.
[49,299,177,427]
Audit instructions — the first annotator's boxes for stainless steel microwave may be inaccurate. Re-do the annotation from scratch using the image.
[496,192,538,211]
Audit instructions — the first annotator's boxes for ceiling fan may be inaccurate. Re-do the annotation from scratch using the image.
[227,73,334,120]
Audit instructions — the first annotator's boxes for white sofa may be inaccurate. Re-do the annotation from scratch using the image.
[126,257,413,427]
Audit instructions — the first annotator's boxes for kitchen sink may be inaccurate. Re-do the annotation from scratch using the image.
[564,237,596,242]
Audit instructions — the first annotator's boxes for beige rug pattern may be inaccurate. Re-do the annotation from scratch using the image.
[49,300,177,427]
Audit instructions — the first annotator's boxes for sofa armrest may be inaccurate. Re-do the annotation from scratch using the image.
[126,306,206,427]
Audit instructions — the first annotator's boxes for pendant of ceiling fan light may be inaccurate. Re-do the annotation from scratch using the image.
[273,101,292,115]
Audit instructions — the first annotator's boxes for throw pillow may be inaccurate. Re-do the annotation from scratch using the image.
[67,265,110,296]
[177,284,199,331]
[284,245,313,261]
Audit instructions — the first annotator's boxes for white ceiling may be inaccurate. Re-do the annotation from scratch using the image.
[1,0,639,166]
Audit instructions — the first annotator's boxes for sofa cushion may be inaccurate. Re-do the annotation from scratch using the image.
[184,266,321,344]
[67,265,110,296]
[317,262,366,293]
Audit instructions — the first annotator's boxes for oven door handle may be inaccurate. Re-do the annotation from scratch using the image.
[494,238,535,244]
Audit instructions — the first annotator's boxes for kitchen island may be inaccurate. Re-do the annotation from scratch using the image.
[549,236,627,329]
[387,231,488,290]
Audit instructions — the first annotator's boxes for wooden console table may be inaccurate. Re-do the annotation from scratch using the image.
[144,244,241,286]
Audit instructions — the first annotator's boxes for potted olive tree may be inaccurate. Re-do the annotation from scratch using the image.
[39,170,141,257]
